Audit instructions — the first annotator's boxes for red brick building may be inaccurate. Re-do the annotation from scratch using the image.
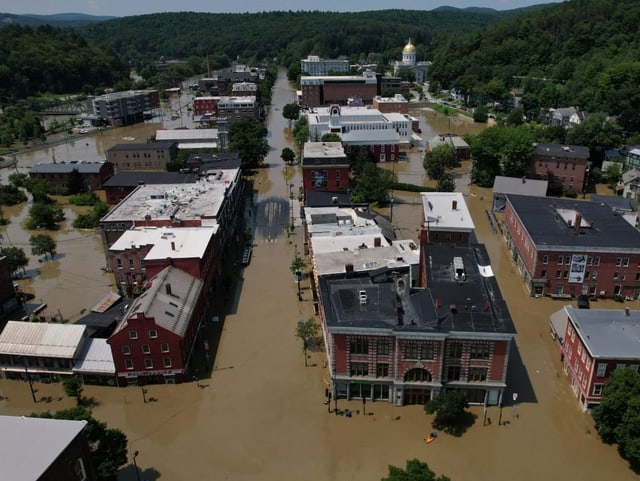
[372,94,409,114]
[107,266,205,385]
[193,96,220,116]
[552,305,640,411]
[504,194,640,299]
[105,141,178,172]
[102,171,199,205]
[28,160,114,191]
[302,142,350,194]
[301,72,378,107]
[530,143,590,194]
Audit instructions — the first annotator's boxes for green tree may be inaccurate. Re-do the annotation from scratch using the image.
[0,184,28,205]
[351,162,396,204]
[473,105,489,123]
[62,375,84,405]
[321,132,342,142]
[8,172,29,188]
[505,107,525,127]
[281,147,296,164]
[436,172,456,192]
[382,458,451,481]
[29,233,57,260]
[228,116,269,170]
[425,390,469,433]
[592,367,640,467]
[31,407,128,481]
[26,203,65,230]
[348,146,376,177]
[282,102,300,128]
[24,178,54,204]
[423,144,456,180]
[292,116,310,155]
[0,246,28,276]
[290,251,306,277]
[295,317,320,367]
[565,113,624,163]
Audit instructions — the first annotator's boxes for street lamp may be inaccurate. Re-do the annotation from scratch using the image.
[293,244,302,301]
[132,450,142,481]
[20,357,37,403]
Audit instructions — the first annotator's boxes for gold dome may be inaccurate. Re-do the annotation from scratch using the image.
[403,39,416,53]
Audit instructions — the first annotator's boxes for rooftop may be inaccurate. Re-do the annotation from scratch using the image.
[155,128,218,141]
[101,170,239,224]
[534,143,590,159]
[302,142,347,165]
[107,141,176,152]
[427,134,470,149]
[0,415,88,481]
[102,171,198,188]
[73,338,115,374]
[506,194,640,251]
[0,321,86,358]
[492,176,548,197]
[421,192,475,232]
[29,160,109,174]
[110,226,217,260]
[566,306,640,359]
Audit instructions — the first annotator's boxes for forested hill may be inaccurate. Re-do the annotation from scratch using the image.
[80,8,531,71]
[429,0,640,119]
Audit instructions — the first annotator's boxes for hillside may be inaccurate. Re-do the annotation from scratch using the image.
[0,12,115,27]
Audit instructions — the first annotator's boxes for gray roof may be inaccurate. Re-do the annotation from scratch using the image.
[0,415,87,481]
[589,194,637,213]
[73,338,115,374]
[115,266,203,337]
[107,141,175,152]
[492,176,548,197]
[534,143,590,159]
[566,306,640,359]
[102,171,199,188]
[549,305,570,341]
[506,194,640,251]
[29,160,109,174]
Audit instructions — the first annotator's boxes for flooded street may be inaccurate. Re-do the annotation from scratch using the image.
[1,71,638,481]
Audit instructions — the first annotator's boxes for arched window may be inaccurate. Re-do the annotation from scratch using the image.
[404,368,432,382]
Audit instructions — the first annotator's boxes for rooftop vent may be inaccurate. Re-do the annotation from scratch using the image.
[359,290,367,305]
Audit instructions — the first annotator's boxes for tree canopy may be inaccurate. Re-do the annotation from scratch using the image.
[0,246,28,275]
[295,317,320,367]
[29,233,57,260]
[351,162,396,204]
[424,390,469,434]
[227,116,269,170]
[382,459,451,481]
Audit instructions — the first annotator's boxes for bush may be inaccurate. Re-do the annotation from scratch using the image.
[69,192,99,206]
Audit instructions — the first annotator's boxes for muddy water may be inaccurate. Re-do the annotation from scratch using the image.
[1,74,638,481]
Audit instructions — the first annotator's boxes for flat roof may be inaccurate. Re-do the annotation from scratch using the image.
[428,134,469,149]
[534,143,590,159]
[29,160,108,174]
[303,142,347,163]
[506,194,640,251]
[101,170,239,224]
[73,338,115,374]
[0,321,86,358]
[156,129,218,141]
[110,226,217,260]
[107,141,175,152]
[492,176,548,197]
[314,241,419,276]
[566,306,640,359]
[421,192,475,232]
[102,171,198,188]
[0,415,87,481]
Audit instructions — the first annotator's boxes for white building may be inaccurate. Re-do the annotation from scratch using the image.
[301,55,350,76]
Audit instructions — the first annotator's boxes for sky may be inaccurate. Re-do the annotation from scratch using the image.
[0,0,562,17]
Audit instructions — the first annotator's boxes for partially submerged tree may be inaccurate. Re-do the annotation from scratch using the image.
[295,317,320,367]
[382,458,451,481]
[30,233,57,260]
[26,203,65,230]
[425,390,469,433]
[423,144,456,180]
[351,162,396,204]
[281,147,296,164]
[0,246,28,276]
[62,375,84,405]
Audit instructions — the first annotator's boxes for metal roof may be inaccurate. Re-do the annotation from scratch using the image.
[0,415,88,481]
[0,321,86,358]
[566,306,640,359]
[73,338,115,374]
[492,176,548,197]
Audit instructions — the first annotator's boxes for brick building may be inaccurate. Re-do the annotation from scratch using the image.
[107,266,205,386]
[372,94,409,114]
[302,142,350,193]
[530,143,590,194]
[301,71,378,107]
[192,96,221,116]
[106,141,178,172]
[102,171,199,205]
[504,194,640,299]
[28,160,114,191]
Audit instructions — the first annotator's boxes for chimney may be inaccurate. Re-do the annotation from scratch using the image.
[374,237,382,247]
[165,283,172,296]
[574,211,582,234]
[171,241,176,251]
[345,263,354,273]
[452,199,458,210]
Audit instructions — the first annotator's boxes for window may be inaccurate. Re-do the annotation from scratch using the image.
[613,272,619,280]
[593,384,603,396]
[161,343,169,353]
[404,342,435,360]
[129,330,138,340]
[616,257,622,267]
[116,258,122,268]
[616,363,626,370]
[594,256,600,266]
[74,458,87,481]
[623,257,630,267]
[125,359,133,370]
[144,358,153,369]
[376,339,390,356]
[350,362,368,376]
[577,344,582,355]
[470,343,490,360]
[142,344,150,354]
[376,363,389,377]
[558,256,564,265]
[350,338,369,355]
[542,255,549,264]
[449,342,463,359]
[541,269,547,278]
[149,330,158,339]
[565,256,571,265]
[587,256,593,266]
[129,258,135,268]
[630,365,639,372]
[586,358,591,370]
[121,345,130,355]
[556,270,561,279]
[163,357,172,368]
[468,367,488,382]
[596,363,607,377]
[447,365,461,380]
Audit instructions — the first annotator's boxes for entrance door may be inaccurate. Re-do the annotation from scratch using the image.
[404,388,430,405]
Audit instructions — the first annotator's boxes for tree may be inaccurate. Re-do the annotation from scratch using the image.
[26,203,65,230]
[281,147,296,164]
[425,390,469,433]
[295,317,320,367]
[227,116,269,170]
[31,407,128,481]
[592,368,640,467]
[473,105,489,123]
[282,102,300,128]
[565,113,624,163]
[62,375,84,405]
[290,252,306,277]
[436,172,456,192]
[382,459,451,481]
[0,246,28,276]
[24,178,54,204]
[321,132,342,142]
[351,162,396,204]
[292,116,310,155]
[423,144,456,180]
[0,184,27,205]
[30,233,57,260]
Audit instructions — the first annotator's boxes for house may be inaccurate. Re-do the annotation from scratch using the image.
[216,96,259,121]
[621,168,640,201]
[419,192,474,244]
[317,243,515,406]
[107,266,205,386]
[155,128,220,151]
[530,143,590,193]
[548,107,585,127]
[492,176,548,211]
[28,160,114,191]
[624,147,640,170]
[72,338,117,386]
[105,141,178,173]
[231,81,258,97]
[300,55,350,76]
[503,194,640,299]
[0,415,96,481]
[302,142,350,193]
[552,305,640,411]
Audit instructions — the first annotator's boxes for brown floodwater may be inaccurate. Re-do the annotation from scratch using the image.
[1,72,638,481]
